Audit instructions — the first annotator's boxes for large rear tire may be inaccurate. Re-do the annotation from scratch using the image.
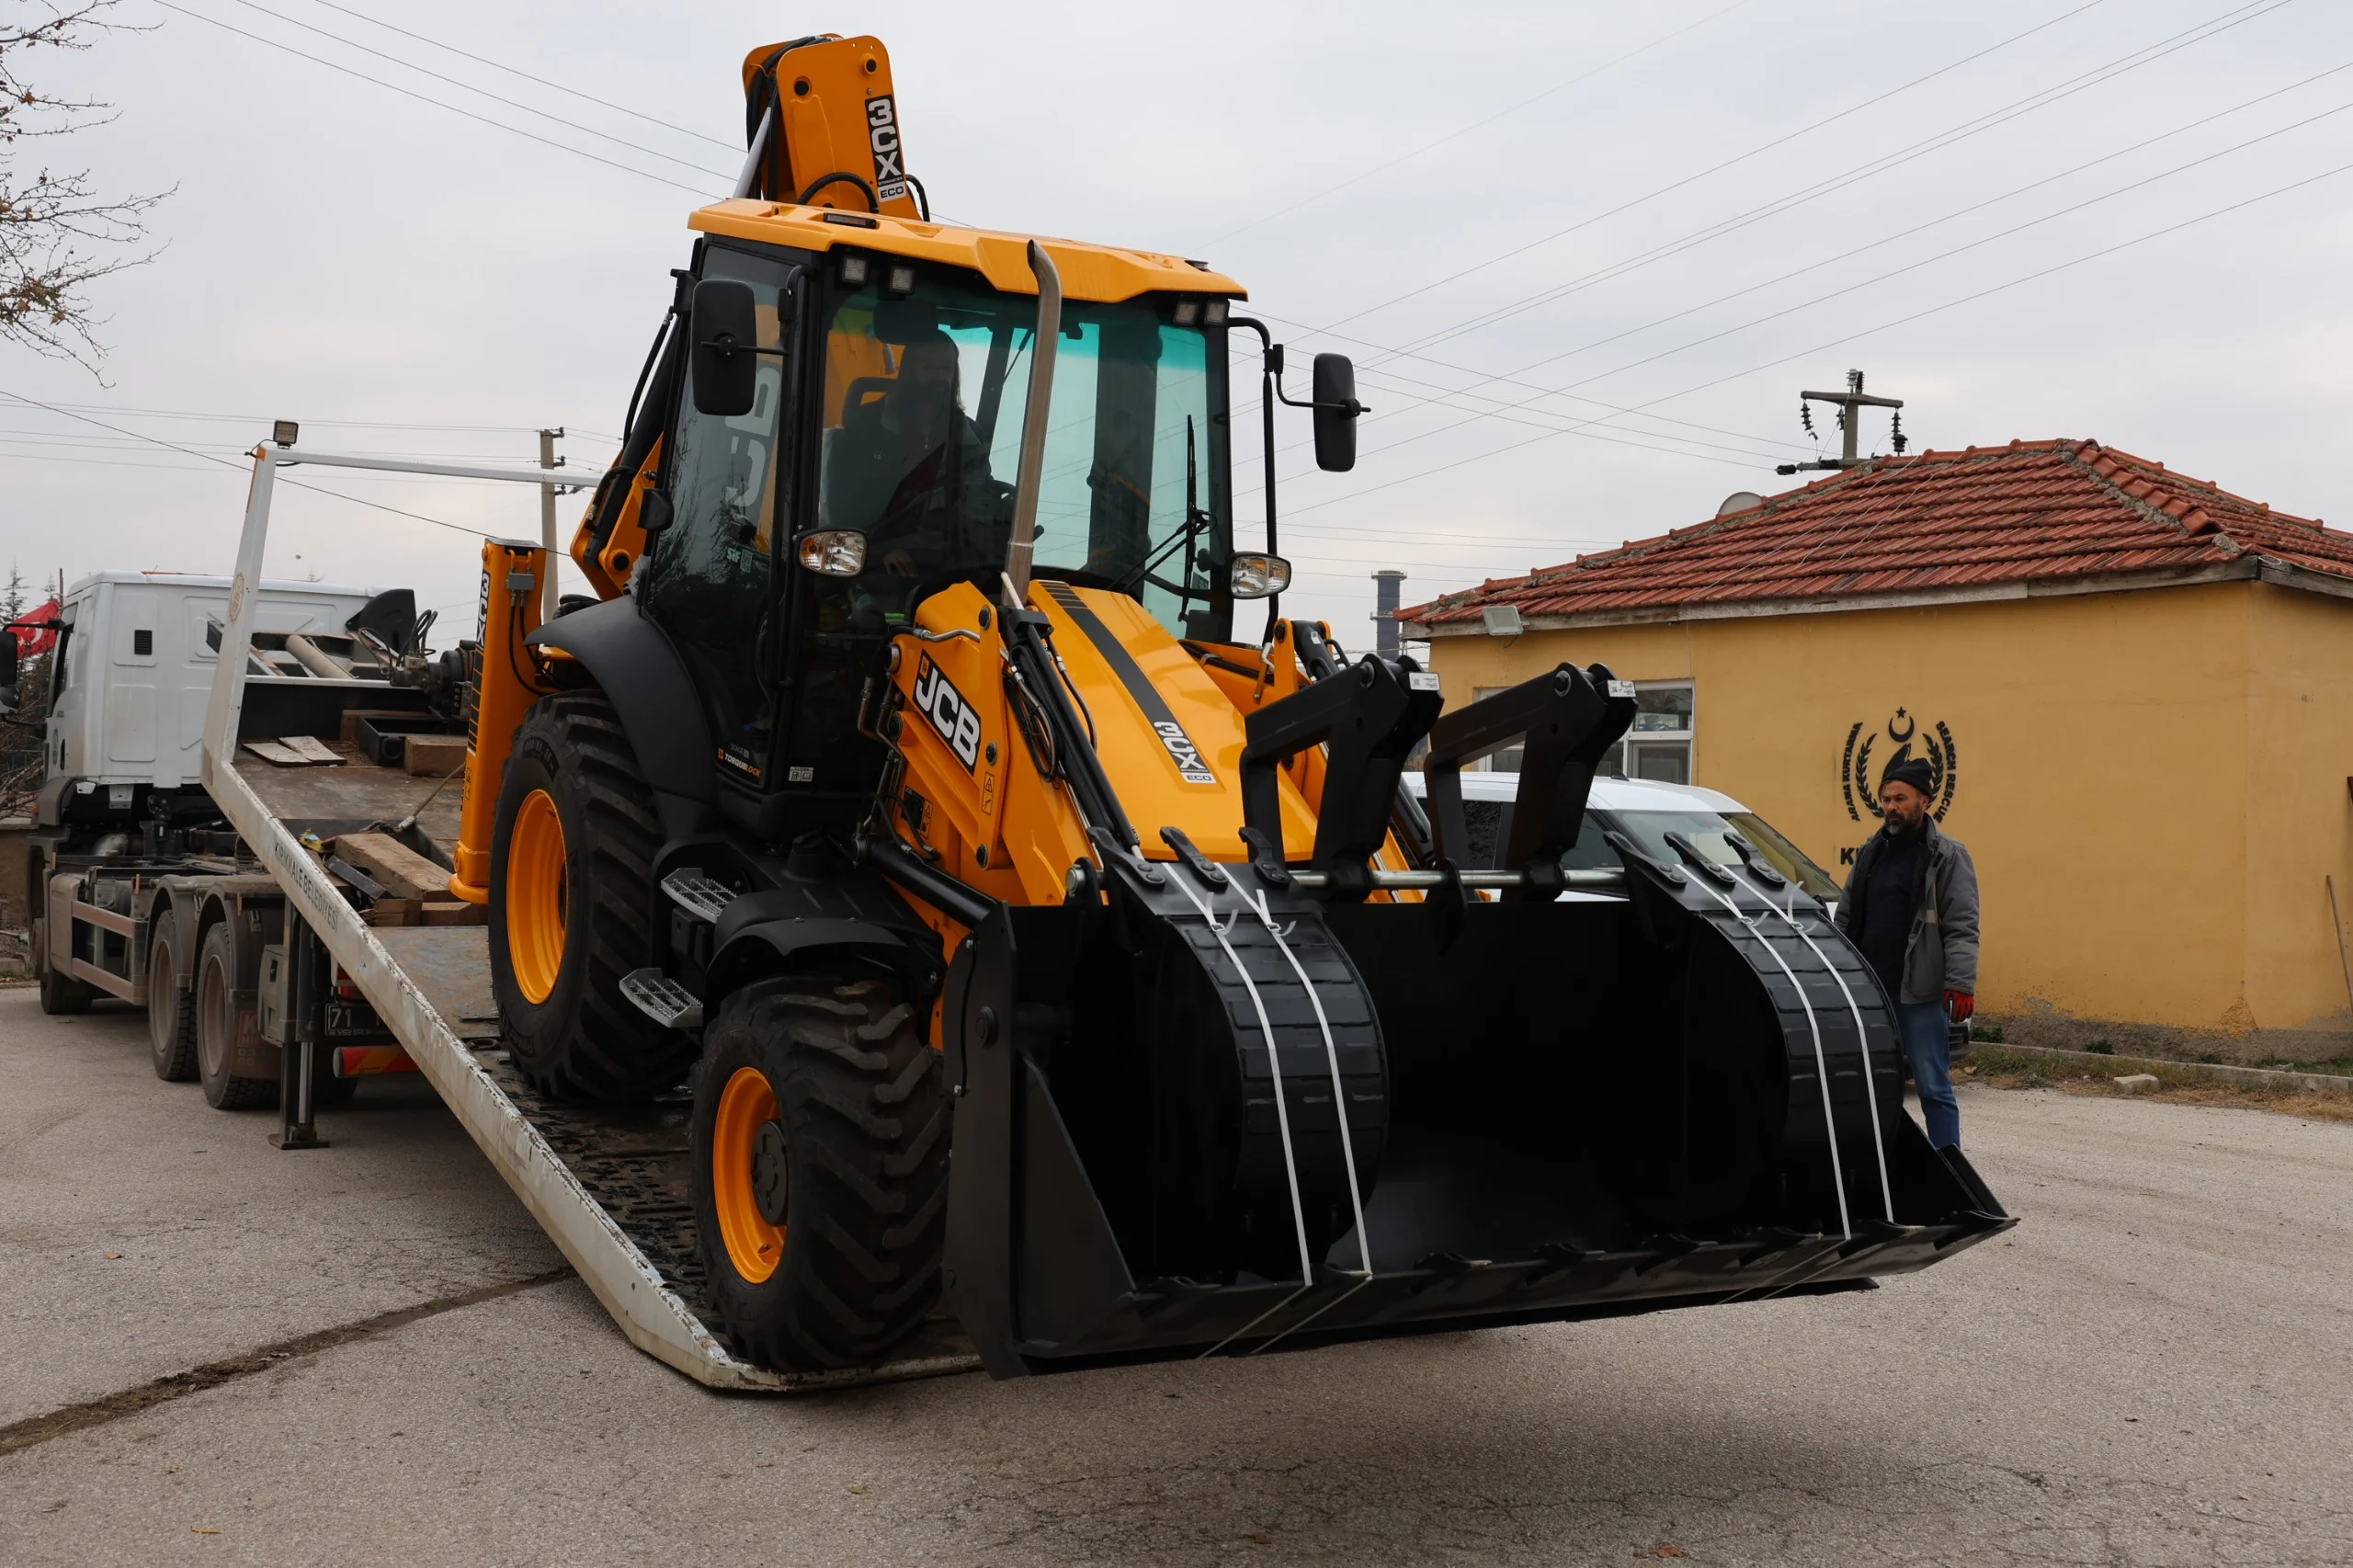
[147,909,199,1081]
[488,692,689,1101]
[689,976,949,1371]
[195,921,275,1109]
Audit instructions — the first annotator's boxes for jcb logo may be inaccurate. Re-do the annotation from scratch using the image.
[867,96,908,204]
[912,654,982,770]
[1154,720,1216,785]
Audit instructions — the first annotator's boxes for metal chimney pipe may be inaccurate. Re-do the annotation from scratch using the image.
[1372,569,1405,654]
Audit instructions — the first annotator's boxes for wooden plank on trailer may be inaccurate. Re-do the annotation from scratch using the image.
[335,832,453,902]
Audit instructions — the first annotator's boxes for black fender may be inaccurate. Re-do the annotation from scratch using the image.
[526,596,716,831]
[704,904,929,1010]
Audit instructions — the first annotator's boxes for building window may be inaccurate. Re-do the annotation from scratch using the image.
[1611,681,1693,783]
[1471,679,1694,780]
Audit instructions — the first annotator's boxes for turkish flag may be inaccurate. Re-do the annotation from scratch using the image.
[11,598,60,658]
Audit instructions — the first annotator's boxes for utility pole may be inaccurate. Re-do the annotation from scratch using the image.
[1776,369,1904,475]
[538,427,564,621]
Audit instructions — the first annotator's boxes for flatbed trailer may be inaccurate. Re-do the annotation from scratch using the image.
[197,443,981,1391]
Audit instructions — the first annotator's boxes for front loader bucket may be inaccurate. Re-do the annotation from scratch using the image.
[938,857,2012,1379]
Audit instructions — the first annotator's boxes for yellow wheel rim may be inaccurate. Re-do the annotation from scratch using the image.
[713,1066,787,1284]
[506,787,567,1006]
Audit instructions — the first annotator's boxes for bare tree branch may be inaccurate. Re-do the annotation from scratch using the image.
[2,2,170,369]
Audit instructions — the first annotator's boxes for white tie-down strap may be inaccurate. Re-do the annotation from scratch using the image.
[1737,871,1895,1223]
[1236,888,1376,1356]
[1163,870,1317,1357]
[1688,878,1851,1241]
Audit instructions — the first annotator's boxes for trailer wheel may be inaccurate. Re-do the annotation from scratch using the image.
[689,976,949,1371]
[33,917,94,1016]
[195,921,274,1110]
[489,692,690,1101]
[146,909,199,1081]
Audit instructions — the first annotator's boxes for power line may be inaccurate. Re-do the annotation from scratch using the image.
[1243,36,2338,477]
[1304,0,2122,337]
[1279,153,2353,520]
[299,0,738,151]
[151,1,718,196]
[11,400,582,433]
[221,0,733,179]
[1357,0,2296,367]
[1199,0,1768,247]
[1221,0,2267,476]
[1301,76,2353,479]
[0,390,498,539]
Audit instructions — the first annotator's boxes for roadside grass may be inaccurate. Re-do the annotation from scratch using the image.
[1962,1046,2353,1124]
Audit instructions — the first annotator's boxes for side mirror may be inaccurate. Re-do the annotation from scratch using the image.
[0,631,17,690]
[1312,352,1363,472]
[1229,553,1291,599]
[690,278,760,418]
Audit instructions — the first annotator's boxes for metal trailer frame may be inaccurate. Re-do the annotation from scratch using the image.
[200,441,981,1392]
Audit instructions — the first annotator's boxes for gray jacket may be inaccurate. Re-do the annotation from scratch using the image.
[1836,818,1980,1003]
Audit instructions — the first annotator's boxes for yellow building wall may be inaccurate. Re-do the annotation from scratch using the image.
[2243,584,2353,1035]
[1425,584,2278,1040]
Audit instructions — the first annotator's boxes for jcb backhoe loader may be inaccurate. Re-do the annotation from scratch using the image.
[449,33,2011,1376]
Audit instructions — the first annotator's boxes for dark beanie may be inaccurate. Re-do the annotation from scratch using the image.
[1881,756,1935,796]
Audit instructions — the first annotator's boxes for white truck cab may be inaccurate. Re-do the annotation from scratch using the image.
[42,571,390,793]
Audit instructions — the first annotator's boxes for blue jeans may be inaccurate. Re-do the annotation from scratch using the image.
[1895,1001,1961,1150]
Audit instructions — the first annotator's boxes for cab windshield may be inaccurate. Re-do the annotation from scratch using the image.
[814,270,1229,639]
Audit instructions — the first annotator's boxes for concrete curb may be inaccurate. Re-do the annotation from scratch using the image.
[1971,1041,2353,1097]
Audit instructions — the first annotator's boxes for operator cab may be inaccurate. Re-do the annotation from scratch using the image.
[628,235,1241,830]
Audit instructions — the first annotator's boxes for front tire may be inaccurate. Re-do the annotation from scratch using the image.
[689,976,949,1371]
[147,909,199,1081]
[488,692,689,1101]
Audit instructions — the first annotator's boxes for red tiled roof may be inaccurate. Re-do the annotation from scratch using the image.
[1400,439,2353,628]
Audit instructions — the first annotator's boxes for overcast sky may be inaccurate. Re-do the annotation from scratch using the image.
[5,0,2348,650]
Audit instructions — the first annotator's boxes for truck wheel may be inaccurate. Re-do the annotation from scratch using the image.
[34,917,94,1016]
[147,910,199,1081]
[195,921,275,1110]
[488,692,690,1101]
[689,976,949,1372]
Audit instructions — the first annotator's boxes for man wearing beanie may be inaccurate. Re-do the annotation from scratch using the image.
[1836,756,1980,1149]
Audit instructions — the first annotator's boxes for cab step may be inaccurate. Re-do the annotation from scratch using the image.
[661,868,736,925]
[620,968,704,1031]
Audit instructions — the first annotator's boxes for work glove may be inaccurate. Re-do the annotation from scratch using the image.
[1945,990,1974,1023]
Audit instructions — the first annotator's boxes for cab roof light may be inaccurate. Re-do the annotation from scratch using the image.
[885,263,916,296]
[838,254,870,287]
[1172,299,1201,327]
[1204,299,1230,326]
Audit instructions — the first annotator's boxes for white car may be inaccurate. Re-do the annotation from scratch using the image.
[1402,769,1844,908]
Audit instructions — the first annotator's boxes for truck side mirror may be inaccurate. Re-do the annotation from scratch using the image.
[1312,352,1362,472]
[690,279,760,418]
[0,631,16,715]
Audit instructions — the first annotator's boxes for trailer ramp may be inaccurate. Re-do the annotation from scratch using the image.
[200,443,979,1391]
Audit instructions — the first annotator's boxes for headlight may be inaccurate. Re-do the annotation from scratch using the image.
[796,530,868,576]
[1228,553,1291,599]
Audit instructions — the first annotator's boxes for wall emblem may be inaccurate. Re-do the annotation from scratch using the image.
[1842,707,1958,822]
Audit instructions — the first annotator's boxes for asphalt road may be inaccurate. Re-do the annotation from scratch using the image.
[3,984,2348,1566]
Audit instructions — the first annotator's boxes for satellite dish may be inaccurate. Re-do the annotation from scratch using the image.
[1717,491,1765,517]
